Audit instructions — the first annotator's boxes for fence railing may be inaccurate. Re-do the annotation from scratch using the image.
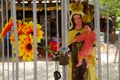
[0,0,119,80]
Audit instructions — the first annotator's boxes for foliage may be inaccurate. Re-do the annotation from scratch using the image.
[89,0,120,30]
[100,0,120,16]
[116,17,120,30]
[100,0,120,29]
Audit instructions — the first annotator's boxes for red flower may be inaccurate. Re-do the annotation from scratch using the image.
[48,41,60,57]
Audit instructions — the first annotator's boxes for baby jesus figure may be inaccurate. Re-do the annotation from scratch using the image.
[72,23,96,68]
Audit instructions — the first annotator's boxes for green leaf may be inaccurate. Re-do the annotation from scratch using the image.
[43,46,54,54]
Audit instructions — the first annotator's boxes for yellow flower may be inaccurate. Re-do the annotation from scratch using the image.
[18,35,35,61]
[36,24,44,43]
[10,31,15,44]
[23,53,34,61]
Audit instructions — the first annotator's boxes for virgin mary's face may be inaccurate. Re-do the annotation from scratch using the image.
[73,14,82,26]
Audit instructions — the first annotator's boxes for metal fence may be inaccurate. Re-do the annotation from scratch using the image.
[0,0,120,80]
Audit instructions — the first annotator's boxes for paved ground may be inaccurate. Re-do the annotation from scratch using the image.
[0,43,119,80]
[0,61,63,80]
[98,43,119,80]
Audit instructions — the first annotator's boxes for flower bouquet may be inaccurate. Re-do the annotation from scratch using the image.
[0,17,44,61]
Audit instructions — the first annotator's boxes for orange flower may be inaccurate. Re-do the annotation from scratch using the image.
[10,20,23,44]
[17,20,23,35]
[22,21,44,43]
[22,21,33,36]
[0,17,13,39]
